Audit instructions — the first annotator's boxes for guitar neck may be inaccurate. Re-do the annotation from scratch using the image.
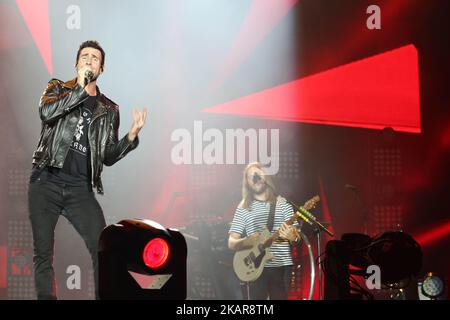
[260,196,319,249]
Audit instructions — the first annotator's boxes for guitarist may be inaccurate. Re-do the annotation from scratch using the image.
[228,162,301,300]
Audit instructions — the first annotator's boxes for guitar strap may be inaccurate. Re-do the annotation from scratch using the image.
[267,200,276,232]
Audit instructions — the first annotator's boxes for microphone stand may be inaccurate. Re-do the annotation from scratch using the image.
[284,199,334,300]
[255,174,334,300]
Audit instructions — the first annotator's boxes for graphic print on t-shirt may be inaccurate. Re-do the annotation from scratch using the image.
[71,108,92,155]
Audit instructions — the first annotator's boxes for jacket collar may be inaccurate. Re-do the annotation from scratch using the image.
[63,78,101,96]
[62,78,78,88]
[63,78,108,117]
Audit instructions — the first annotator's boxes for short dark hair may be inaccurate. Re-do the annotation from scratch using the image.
[76,40,105,69]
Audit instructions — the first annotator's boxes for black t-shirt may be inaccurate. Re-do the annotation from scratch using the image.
[31,95,97,187]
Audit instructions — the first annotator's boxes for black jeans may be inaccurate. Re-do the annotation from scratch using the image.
[244,266,291,300]
[28,176,106,300]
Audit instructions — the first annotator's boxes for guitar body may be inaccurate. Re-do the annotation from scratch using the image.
[233,228,274,282]
[232,195,320,283]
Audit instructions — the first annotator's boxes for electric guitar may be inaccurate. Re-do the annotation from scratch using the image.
[232,195,320,282]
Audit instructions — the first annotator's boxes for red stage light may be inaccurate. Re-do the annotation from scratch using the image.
[16,0,53,74]
[99,219,187,299]
[415,221,450,247]
[143,238,171,269]
[204,45,421,133]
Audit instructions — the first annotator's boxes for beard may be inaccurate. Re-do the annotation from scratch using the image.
[90,72,100,82]
[77,66,100,83]
[251,183,267,195]
[85,70,99,83]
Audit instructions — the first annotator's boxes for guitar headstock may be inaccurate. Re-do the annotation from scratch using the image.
[303,195,320,210]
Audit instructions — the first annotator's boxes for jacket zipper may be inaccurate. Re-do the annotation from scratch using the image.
[88,111,107,189]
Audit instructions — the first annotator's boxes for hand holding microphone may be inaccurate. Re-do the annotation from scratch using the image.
[85,70,94,84]
[77,66,94,87]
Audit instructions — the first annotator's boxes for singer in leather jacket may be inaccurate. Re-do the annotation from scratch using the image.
[28,40,147,300]
[32,77,137,194]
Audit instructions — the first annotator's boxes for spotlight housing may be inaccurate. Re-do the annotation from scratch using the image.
[98,219,187,300]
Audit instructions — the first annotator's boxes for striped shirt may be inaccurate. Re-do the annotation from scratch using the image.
[229,197,298,267]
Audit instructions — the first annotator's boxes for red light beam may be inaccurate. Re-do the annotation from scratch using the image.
[16,0,52,74]
[414,220,450,247]
[203,45,421,133]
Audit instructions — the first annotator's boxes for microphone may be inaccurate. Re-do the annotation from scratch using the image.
[85,70,94,85]
[298,206,317,222]
[298,205,334,237]
[252,172,262,184]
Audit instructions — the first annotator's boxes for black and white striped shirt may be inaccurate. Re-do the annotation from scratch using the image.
[229,197,298,267]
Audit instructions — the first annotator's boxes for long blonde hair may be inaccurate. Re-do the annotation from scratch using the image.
[238,162,277,210]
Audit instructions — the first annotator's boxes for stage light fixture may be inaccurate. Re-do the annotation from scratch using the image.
[418,272,447,300]
[98,219,187,300]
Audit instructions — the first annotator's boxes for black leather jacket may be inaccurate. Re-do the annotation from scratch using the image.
[31,78,139,194]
